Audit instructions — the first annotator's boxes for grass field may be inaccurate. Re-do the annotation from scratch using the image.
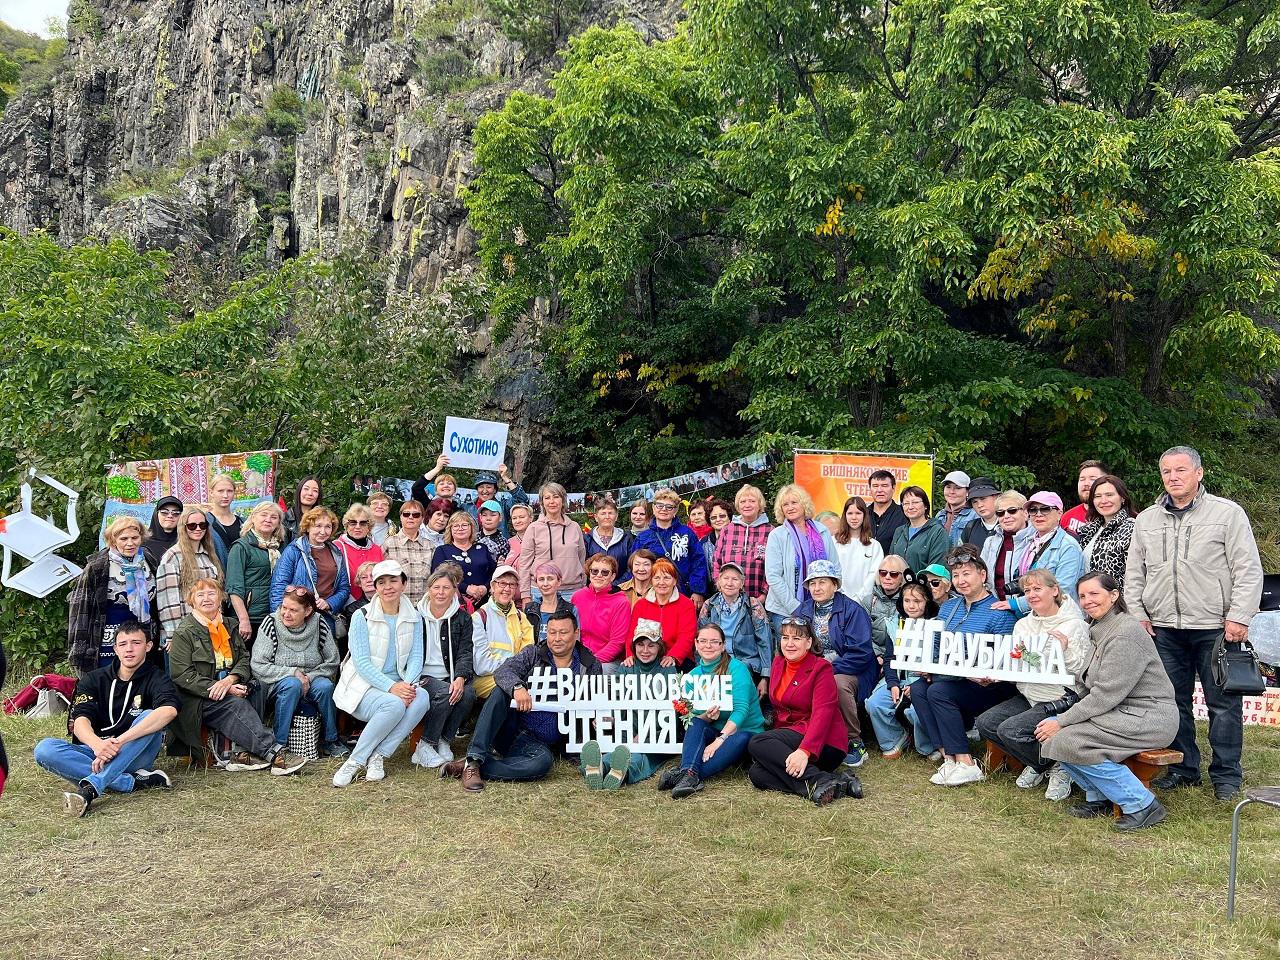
[0,712,1277,960]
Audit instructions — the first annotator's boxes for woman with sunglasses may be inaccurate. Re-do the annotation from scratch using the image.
[921,564,953,606]
[661,623,767,799]
[383,500,434,604]
[865,580,939,758]
[156,506,225,646]
[980,490,1034,602]
[868,555,910,659]
[144,496,184,568]
[572,555,632,672]
[746,617,856,805]
[270,506,350,631]
[996,492,1083,615]
[334,504,384,603]
[225,501,286,647]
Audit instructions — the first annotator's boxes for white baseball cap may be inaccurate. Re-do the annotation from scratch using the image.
[942,470,972,488]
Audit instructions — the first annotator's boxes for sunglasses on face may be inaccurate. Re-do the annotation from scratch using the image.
[401,511,422,519]
[186,521,208,531]
[926,578,946,588]
[589,569,612,576]
[347,519,368,525]
[994,508,1023,517]
[159,508,182,517]
[1026,506,1055,515]
[878,569,903,578]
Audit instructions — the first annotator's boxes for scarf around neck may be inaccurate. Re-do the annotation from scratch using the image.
[109,549,152,622]
[787,519,827,603]
[246,528,283,568]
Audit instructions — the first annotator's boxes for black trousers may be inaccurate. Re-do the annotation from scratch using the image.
[975,693,1053,773]
[747,728,845,798]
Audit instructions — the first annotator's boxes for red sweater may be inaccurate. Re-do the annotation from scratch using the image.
[572,586,632,664]
[769,653,848,757]
[629,592,697,664]
[334,535,384,600]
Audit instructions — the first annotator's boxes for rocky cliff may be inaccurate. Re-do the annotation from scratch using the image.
[0,0,680,474]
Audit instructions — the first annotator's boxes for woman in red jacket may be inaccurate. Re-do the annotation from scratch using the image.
[626,558,696,667]
[747,617,859,805]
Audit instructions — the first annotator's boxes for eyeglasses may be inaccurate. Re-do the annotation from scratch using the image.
[1026,506,1055,515]
[653,502,677,510]
[877,569,903,578]
[284,586,313,599]
[926,578,946,588]
[346,519,369,526]
[994,508,1024,517]
[401,511,423,518]
[588,569,613,577]
[186,521,209,531]
[781,616,812,627]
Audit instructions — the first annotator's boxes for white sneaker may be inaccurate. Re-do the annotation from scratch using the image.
[944,761,986,786]
[930,760,957,785]
[366,754,386,782]
[1045,764,1073,801]
[411,740,443,769]
[1016,766,1047,789]
[436,740,454,763]
[332,760,362,788]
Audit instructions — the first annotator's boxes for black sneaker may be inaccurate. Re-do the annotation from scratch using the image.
[1151,770,1201,791]
[1213,782,1242,803]
[835,770,864,800]
[63,783,97,818]
[1115,797,1167,831]
[1069,798,1113,819]
[671,770,704,799]
[809,773,841,807]
[132,769,172,791]
[656,766,684,792]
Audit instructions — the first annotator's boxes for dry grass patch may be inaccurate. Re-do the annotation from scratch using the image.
[0,712,1277,960]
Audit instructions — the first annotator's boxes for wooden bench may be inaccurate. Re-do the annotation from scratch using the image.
[984,740,1184,815]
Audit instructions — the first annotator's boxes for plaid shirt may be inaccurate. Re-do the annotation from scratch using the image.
[384,532,433,604]
[712,519,774,600]
[155,545,222,642]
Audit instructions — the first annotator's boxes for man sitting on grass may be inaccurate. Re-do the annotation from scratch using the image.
[441,609,602,791]
[33,620,179,817]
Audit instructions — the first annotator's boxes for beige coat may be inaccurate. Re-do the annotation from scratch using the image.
[1125,487,1262,629]
[1042,609,1178,766]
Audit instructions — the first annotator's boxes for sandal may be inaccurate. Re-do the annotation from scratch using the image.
[581,740,604,790]
[603,746,631,790]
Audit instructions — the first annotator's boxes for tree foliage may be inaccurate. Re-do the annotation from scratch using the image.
[466,0,1280,492]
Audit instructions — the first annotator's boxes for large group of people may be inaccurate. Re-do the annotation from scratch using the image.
[43,446,1264,829]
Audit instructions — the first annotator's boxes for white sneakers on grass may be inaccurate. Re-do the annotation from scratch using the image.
[930,759,956,785]
[930,758,985,786]
[411,740,447,769]
[1045,764,1073,801]
[333,760,362,788]
[366,755,386,781]
[1016,766,1047,789]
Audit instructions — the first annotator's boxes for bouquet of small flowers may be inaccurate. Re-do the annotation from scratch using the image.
[1010,640,1043,668]
[672,697,698,729]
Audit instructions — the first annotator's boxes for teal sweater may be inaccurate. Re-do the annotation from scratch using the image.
[690,655,766,735]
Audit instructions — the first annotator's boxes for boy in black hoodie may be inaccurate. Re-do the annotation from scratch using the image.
[34,620,181,817]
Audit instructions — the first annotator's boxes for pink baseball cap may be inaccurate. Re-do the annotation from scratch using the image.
[1027,491,1064,511]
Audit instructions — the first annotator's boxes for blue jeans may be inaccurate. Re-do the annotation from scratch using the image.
[350,686,431,766]
[465,689,555,782]
[34,711,164,796]
[1060,758,1155,814]
[679,717,752,779]
[866,678,935,755]
[267,676,338,747]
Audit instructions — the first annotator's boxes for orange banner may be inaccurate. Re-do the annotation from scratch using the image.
[793,450,934,517]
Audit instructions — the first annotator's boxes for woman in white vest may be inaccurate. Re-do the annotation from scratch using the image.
[332,559,430,787]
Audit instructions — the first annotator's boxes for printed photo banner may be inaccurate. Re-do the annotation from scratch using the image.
[794,449,934,517]
[351,450,781,517]
[100,450,279,545]
[890,618,1076,685]
[515,667,733,753]
[1193,682,1280,727]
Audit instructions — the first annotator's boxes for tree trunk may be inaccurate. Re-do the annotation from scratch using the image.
[1142,308,1175,400]
[1111,300,1127,378]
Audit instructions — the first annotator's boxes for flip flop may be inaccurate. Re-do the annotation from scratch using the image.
[581,740,604,790]
[603,746,631,790]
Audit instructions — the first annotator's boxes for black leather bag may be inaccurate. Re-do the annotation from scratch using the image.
[1214,639,1267,696]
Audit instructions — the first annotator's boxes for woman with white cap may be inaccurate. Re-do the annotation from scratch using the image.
[332,559,431,787]
[996,491,1084,615]
[792,559,882,768]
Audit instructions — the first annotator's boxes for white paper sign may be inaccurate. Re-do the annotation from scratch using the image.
[442,416,509,471]
[889,618,1075,685]
[514,668,733,753]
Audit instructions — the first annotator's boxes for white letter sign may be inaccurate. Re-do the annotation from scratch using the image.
[890,618,1075,685]
[443,416,509,471]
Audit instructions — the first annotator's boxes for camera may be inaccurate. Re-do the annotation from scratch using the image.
[1039,690,1080,716]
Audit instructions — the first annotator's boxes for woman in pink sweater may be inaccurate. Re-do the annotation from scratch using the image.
[572,555,632,671]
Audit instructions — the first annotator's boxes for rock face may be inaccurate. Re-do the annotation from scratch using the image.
[0,0,680,477]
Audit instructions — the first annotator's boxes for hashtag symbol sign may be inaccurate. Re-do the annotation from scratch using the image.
[526,667,557,706]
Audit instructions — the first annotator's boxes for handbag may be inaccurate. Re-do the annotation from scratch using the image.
[287,710,321,761]
[1213,639,1266,696]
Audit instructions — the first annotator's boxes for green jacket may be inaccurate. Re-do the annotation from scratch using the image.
[168,612,253,762]
[889,517,951,575]
[224,531,276,621]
